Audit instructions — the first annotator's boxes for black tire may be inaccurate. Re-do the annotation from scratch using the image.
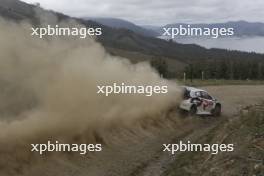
[189,105,197,116]
[213,104,221,117]
[179,108,188,117]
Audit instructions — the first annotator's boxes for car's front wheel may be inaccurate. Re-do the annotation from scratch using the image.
[212,104,221,117]
[189,105,197,116]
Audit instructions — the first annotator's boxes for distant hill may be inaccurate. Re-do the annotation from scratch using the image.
[140,25,160,31]
[1,0,264,79]
[85,17,159,37]
[0,0,35,20]
[0,0,207,64]
[158,21,264,37]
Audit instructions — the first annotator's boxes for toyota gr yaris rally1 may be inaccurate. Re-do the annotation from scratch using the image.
[179,87,221,116]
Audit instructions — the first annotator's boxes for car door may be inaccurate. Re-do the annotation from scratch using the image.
[200,91,215,113]
[193,91,204,114]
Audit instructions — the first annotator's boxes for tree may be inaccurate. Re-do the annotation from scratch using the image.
[150,57,168,78]
[258,63,263,80]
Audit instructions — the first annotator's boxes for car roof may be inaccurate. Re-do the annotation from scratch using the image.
[184,86,205,93]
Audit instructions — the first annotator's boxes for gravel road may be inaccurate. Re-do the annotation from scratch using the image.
[4,85,264,176]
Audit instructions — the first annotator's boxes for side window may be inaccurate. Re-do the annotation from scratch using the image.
[183,89,190,99]
[195,91,202,98]
[201,91,212,100]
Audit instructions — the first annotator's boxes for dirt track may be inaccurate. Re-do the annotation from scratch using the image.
[3,85,264,176]
[120,85,264,176]
[202,85,264,115]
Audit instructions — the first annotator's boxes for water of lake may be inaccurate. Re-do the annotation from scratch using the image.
[175,37,264,54]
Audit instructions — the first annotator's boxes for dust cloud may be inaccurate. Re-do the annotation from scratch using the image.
[0,17,180,174]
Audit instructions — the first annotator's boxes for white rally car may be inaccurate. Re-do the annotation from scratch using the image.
[179,87,221,116]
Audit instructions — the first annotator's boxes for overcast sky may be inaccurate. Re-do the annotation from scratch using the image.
[21,0,264,25]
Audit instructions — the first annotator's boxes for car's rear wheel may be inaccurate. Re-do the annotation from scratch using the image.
[189,105,197,116]
[213,104,221,117]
